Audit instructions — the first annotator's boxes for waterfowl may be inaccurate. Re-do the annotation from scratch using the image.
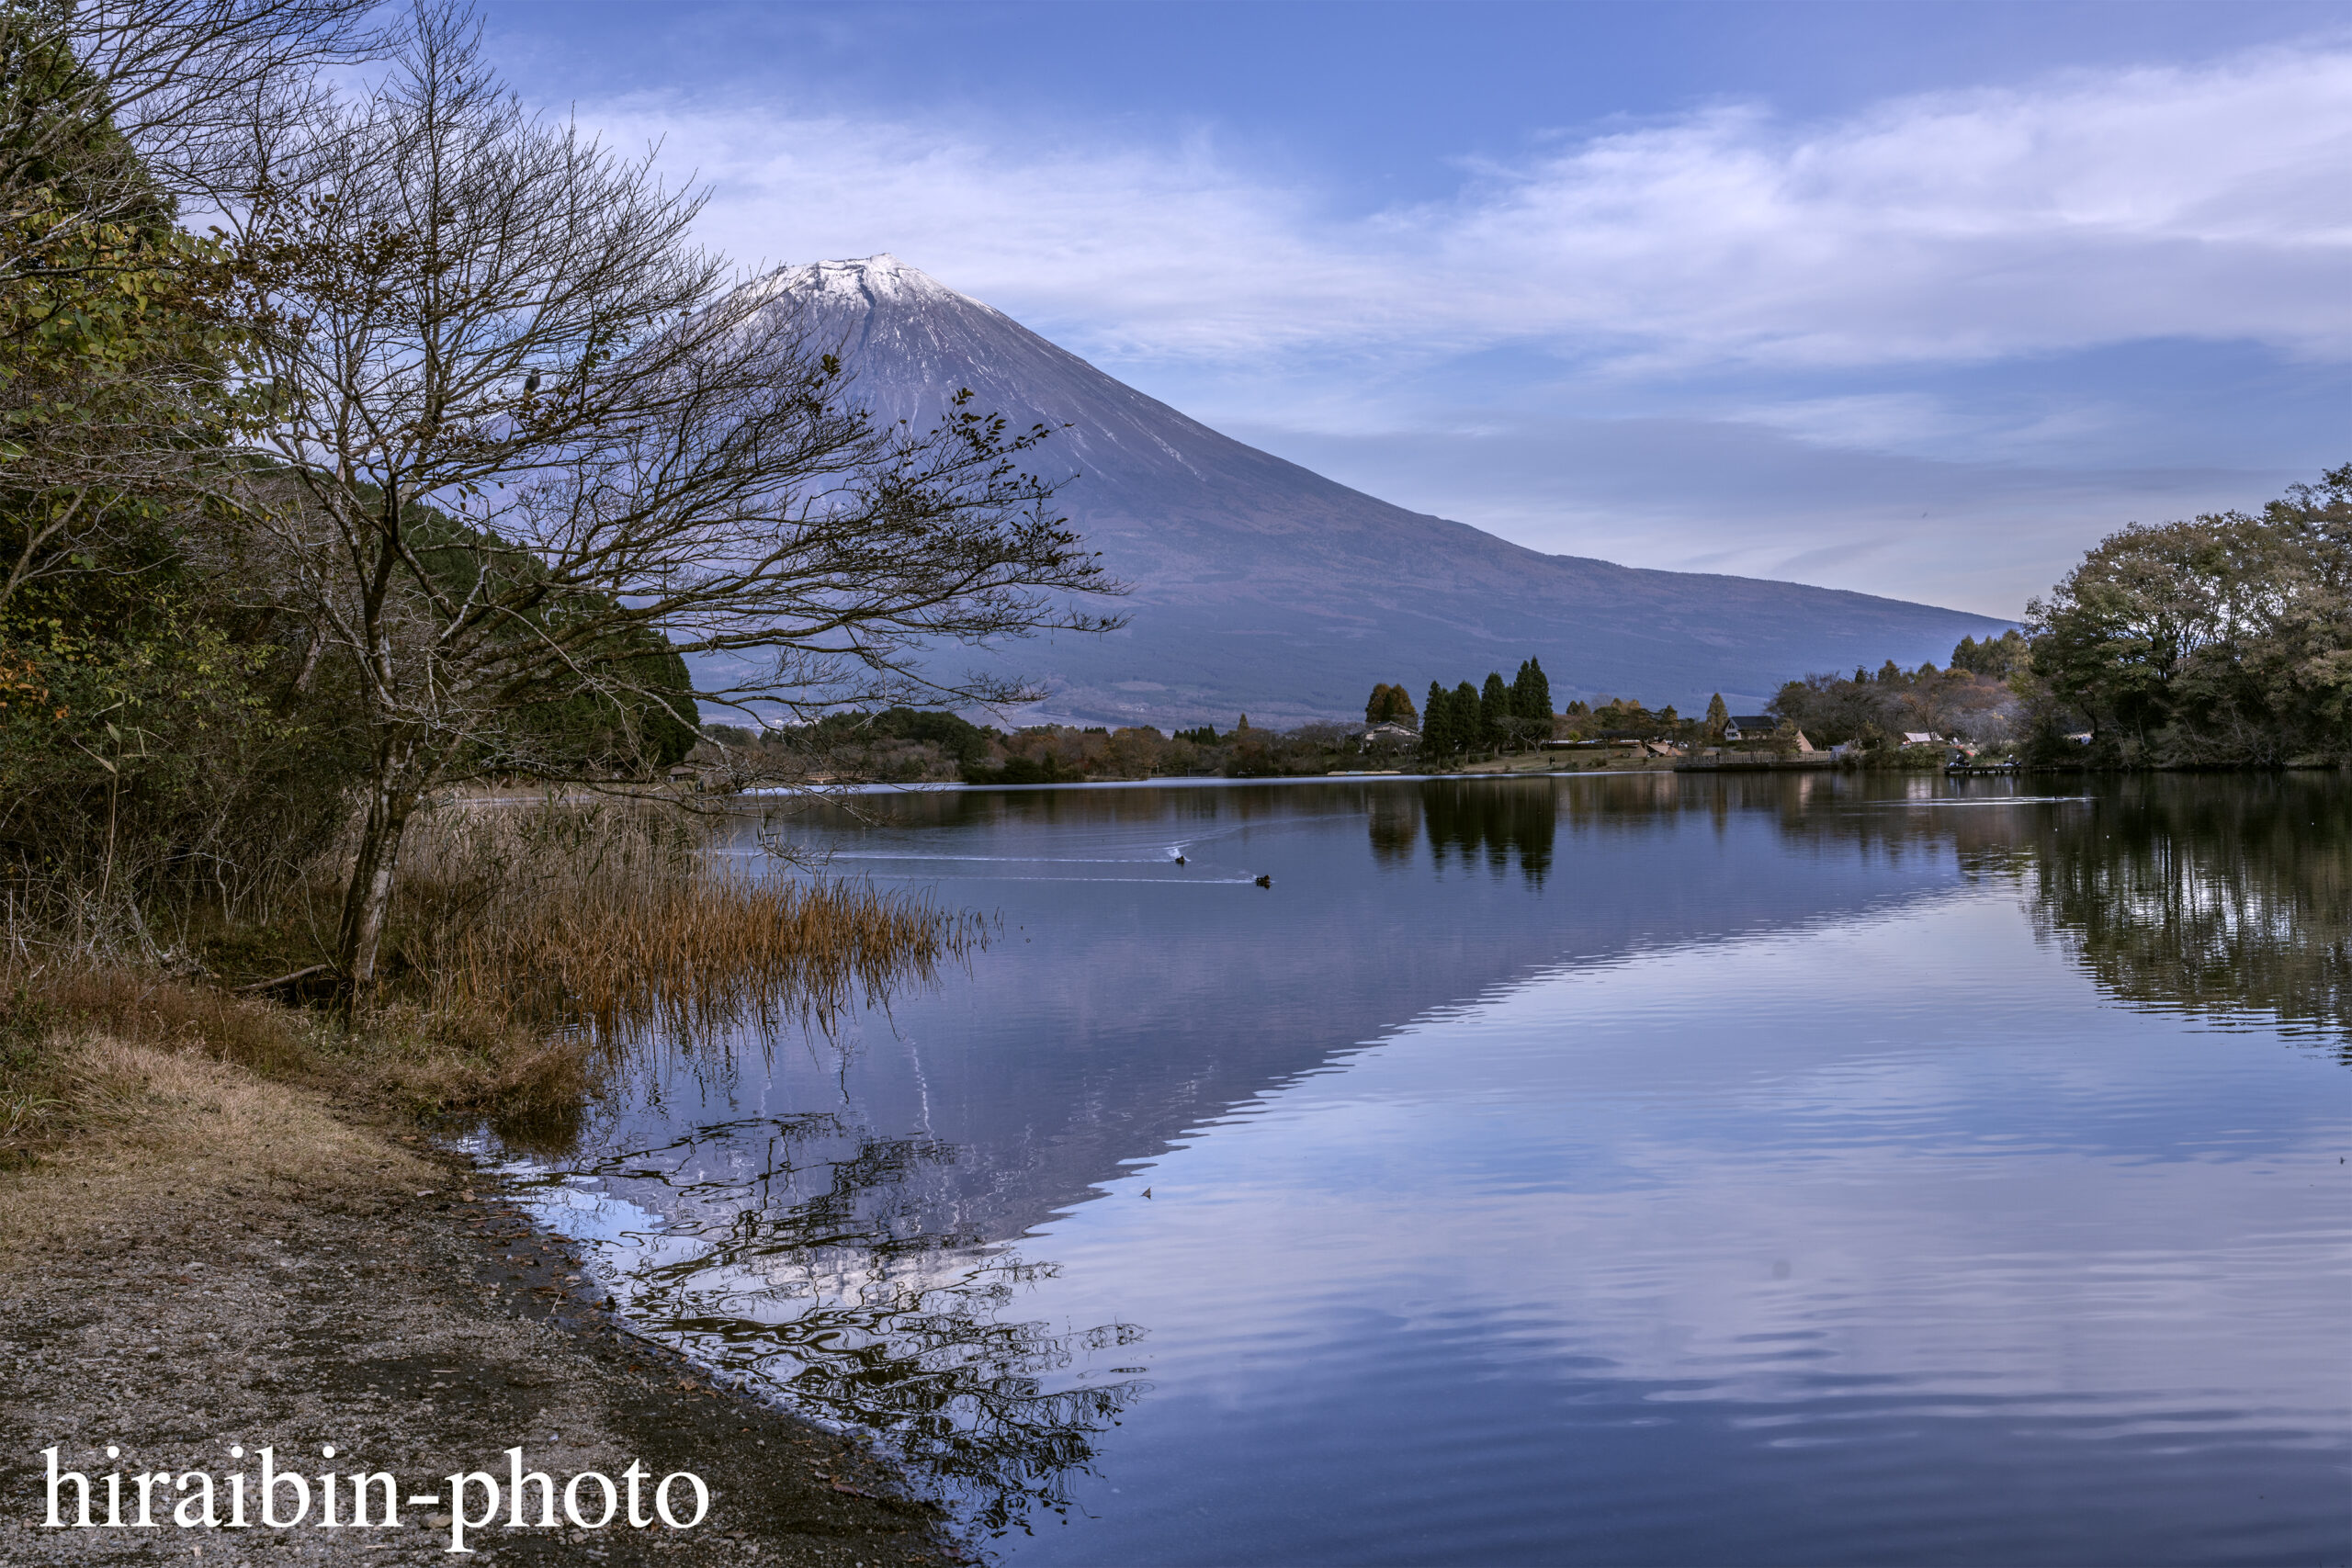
[1254,874,1272,888]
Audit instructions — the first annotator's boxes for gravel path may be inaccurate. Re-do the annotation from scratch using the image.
[0,1043,958,1567]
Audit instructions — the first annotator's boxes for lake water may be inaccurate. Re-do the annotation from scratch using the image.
[500,772,2351,1565]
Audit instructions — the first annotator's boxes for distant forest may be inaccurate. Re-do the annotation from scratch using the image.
[731,465,2346,782]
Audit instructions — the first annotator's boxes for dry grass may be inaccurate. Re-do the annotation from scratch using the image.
[0,959,591,1156]
[11,965,312,1074]
[0,966,316,1162]
[391,798,985,1043]
[0,1032,432,1253]
[0,797,983,1164]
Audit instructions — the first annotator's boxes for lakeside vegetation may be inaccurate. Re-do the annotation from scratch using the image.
[0,0,2338,1172]
[0,4,1074,1155]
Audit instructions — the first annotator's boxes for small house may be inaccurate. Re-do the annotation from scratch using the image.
[1724,716,1811,752]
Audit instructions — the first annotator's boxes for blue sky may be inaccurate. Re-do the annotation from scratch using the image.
[481,1,2349,618]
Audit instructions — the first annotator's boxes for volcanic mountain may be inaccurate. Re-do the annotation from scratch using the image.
[747,254,2009,728]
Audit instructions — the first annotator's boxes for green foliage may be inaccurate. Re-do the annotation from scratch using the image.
[961,752,1074,786]
[1451,682,1479,749]
[0,599,357,924]
[0,25,336,930]
[1419,682,1447,754]
[503,634,696,774]
[1413,657,1557,759]
[1703,693,1729,738]
[1950,631,2030,679]
[2026,465,2349,764]
[803,706,990,767]
[1479,672,1509,742]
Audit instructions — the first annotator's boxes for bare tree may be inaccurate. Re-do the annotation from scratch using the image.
[217,4,1122,992]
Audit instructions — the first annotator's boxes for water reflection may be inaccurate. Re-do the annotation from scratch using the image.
[526,1111,1147,1536]
[1419,779,1557,884]
[2020,776,2350,1054]
[500,773,2349,1564]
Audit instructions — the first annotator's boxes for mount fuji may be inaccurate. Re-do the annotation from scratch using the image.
[748,254,2010,728]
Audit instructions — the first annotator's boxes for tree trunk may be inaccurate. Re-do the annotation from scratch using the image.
[337,778,419,999]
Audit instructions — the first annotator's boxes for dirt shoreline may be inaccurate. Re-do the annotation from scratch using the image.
[0,1040,957,1565]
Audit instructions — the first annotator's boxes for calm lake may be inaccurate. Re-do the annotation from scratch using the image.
[498,772,2351,1565]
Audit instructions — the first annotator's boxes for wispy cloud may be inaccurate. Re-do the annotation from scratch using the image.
[582,44,2352,373]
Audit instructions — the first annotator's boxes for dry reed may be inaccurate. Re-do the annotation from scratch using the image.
[390,798,984,1044]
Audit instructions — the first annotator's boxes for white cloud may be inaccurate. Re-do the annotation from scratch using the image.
[578,44,2352,373]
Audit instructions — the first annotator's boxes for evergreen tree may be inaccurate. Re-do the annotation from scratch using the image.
[1457,681,1484,750]
[1480,672,1509,744]
[1704,693,1729,738]
[1510,657,1552,722]
[1420,682,1450,754]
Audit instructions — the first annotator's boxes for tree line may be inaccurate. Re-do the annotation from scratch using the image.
[1768,469,2346,767]
[2024,468,2347,765]
[1356,658,1554,758]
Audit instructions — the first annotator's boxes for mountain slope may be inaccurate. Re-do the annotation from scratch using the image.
[746,255,2011,727]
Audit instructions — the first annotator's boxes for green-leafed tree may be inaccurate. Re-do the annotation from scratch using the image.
[1455,681,1483,750]
[1950,631,2029,678]
[2027,465,2349,764]
[1479,672,1508,746]
[0,9,373,931]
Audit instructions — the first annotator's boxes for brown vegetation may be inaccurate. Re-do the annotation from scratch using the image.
[3,797,980,1164]
[392,799,986,1043]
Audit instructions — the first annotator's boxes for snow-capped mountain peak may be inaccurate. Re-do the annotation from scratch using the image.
[759,253,976,310]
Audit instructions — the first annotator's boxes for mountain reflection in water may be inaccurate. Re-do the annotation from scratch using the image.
[498,772,2349,1563]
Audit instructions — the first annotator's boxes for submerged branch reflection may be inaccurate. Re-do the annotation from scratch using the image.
[544,1115,1148,1538]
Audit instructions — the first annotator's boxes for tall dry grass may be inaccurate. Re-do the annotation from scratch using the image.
[389,797,985,1044]
[1,797,980,1162]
